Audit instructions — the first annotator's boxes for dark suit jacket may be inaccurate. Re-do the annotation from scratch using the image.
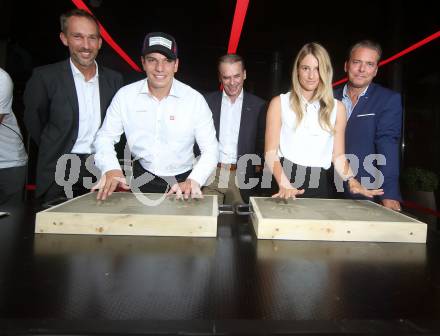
[23,59,123,197]
[203,90,266,202]
[334,83,402,201]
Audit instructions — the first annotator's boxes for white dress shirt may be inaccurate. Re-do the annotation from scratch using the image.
[70,59,101,154]
[278,93,337,169]
[219,89,243,164]
[94,78,219,186]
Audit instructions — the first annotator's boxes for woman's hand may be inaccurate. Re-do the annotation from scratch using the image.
[272,185,305,199]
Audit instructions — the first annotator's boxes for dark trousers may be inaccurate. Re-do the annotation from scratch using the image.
[0,165,26,206]
[272,159,331,198]
[42,154,98,203]
[132,160,191,194]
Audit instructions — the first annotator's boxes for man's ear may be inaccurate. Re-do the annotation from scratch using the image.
[60,32,68,47]
[344,61,348,73]
[243,69,247,80]
[140,56,147,71]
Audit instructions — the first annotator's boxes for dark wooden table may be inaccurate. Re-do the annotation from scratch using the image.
[1,201,440,335]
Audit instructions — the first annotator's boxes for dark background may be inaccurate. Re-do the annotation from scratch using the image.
[1,0,439,200]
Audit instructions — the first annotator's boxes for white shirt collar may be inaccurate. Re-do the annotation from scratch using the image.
[142,77,182,98]
[69,58,99,82]
[342,84,369,99]
[300,95,320,109]
[222,88,244,104]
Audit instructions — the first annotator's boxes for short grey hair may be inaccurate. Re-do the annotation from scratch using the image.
[348,40,382,62]
[218,53,245,70]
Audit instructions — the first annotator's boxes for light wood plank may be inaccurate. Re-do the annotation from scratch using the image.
[250,197,427,243]
[36,193,218,237]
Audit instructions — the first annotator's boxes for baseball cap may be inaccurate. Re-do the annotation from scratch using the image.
[141,32,178,59]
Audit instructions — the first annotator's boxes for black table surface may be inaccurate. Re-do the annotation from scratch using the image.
[1,201,440,335]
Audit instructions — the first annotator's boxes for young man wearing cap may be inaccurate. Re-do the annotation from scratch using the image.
[93,32,219,200]
[23,9,123,203]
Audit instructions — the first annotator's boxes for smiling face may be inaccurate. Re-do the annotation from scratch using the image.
[141,52,179,98]
[298,53,320,98]
[60,15,102,71]
[345,46,379,90]
[218,61,246,102]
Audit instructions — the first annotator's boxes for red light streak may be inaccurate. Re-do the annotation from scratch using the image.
[71,0,142,72]
[332,30,440,87]
[227,0,250,53]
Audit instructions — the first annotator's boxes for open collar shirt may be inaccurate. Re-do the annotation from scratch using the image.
[219,89,243,164]
[342,84,369,119]
[94,78,218,186]
[70,59,101,154]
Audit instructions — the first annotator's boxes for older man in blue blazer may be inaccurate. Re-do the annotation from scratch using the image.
[334,40,402,211]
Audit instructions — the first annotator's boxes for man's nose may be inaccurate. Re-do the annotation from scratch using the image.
[156,61,164,71]
[82,37,90,49]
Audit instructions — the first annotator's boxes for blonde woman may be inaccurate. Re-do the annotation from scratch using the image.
[265,42,383,199]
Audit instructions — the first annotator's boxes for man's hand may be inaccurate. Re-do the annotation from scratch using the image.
[166,178,202,199]
[272,185,305,200]
[348,178,384,198]
[382,198,401,211]
[92,169,130,200]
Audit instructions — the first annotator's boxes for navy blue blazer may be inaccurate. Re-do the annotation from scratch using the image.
[334,83,402,201]
[203,90,266,202]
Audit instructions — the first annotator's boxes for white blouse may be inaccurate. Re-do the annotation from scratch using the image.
[278,92,337,169]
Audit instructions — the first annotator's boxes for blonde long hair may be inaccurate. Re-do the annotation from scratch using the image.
[290,42,335,133]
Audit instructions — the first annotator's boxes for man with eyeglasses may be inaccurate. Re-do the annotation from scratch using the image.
[93,32,218,200]
[334,40,403,211]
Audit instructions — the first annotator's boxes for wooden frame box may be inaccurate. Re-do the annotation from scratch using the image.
[36,192,218,237]
[250,198,427,243]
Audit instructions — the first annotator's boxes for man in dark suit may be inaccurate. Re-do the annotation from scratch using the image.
[24,9,123,202]
[334,40,402,211]
[203,54,266,204]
